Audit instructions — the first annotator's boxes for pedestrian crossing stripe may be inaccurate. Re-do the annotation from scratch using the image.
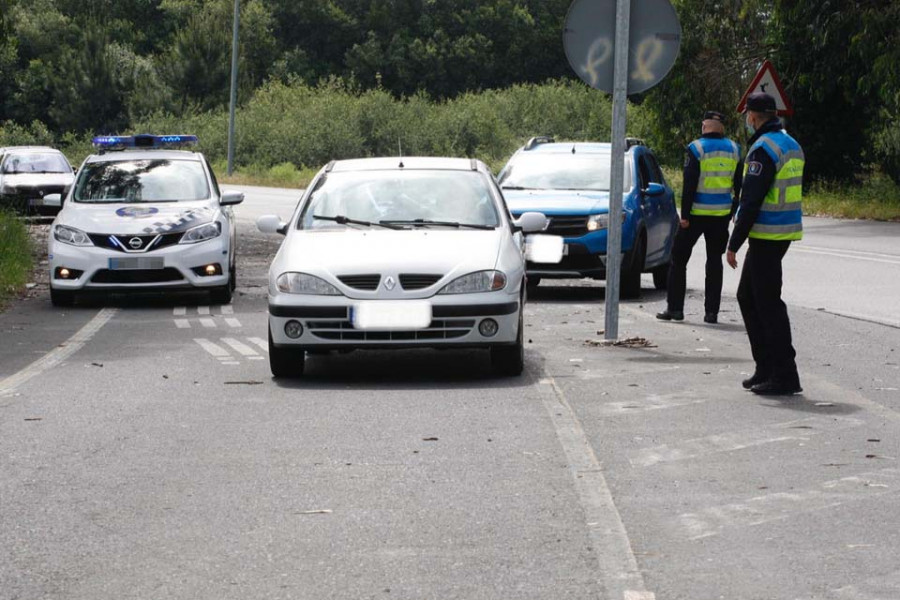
[194,337,268,364]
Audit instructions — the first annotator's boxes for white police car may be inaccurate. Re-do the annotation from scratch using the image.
[45,135,243,306]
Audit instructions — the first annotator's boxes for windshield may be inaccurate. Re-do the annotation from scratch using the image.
[499,153,633,192]
[73,159,210,203]
[2,152,71,174]
[298,170,501,230]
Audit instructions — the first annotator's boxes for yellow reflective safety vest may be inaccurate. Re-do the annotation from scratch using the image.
[745,131,804,241]
[688,137,741,217]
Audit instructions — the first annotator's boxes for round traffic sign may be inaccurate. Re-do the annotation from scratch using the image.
[563,0,681,95]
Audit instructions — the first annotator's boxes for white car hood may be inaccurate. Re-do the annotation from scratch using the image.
[278,229,503,278]
[59,201,218,235]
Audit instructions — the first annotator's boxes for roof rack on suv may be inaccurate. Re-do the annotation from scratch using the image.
[525,136,555,150]
[625,137,645,150]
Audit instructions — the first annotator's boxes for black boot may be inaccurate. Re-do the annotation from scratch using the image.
[703,313,718,324]
[656,310,684,321]
[742,371,769,390]
[750,379,803,395]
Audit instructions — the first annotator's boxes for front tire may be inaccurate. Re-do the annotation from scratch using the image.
[651,264,669,290]
[269,329,306,378]
[50,287,76,307]
[491,309,524,376]
[620,233,646,299]
[210,282,233,305]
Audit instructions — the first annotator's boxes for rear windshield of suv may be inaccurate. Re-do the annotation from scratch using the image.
[2,152,71,174]
[500,154,633,192]
[74,159,210,203]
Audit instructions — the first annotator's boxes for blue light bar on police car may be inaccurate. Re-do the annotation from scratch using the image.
[92,134,199,149]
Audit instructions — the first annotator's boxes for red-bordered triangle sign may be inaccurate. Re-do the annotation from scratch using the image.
[736,60,794,116]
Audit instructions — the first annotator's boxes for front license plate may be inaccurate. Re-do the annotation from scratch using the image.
[352,300,432,331]
[108,257,164,270]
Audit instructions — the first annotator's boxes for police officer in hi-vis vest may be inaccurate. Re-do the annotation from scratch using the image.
[657,110,742,324]
[727,92,804,396]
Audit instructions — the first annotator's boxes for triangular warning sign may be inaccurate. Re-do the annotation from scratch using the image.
[736,60,793,116]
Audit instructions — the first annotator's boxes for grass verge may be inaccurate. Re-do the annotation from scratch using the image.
[0,210,33,307]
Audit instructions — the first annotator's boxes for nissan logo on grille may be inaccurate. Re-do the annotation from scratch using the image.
[128,237,144,249]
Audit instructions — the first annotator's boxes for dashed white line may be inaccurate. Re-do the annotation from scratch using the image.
[174,319,190,329]
[222,337,262,359]
[224,317,242,328]
[194,338,230,358]
[199,318,216,328]
[221,305,234,315]
[198,305,211,315]
[0,309,118,397]
[173,306,187,316]
[247,337,268,353]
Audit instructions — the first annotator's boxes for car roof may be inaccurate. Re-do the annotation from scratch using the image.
[84,150,204,164]
[520,142,613,155]
[329,156,483,173]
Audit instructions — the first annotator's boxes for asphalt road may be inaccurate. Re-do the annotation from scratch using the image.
[1,187,899,600]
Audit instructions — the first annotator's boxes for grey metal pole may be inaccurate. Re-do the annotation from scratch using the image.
[604,0,631,341]
[226,0,240,176]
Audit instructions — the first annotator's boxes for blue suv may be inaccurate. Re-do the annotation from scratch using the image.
[498,137,678,298]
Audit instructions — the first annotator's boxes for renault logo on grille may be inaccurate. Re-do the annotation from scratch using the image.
[383,276,396,291]
[128,237,144,249]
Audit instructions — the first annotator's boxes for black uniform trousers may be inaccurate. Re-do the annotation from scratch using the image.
[665,215,730,314]
[736,238,800,385]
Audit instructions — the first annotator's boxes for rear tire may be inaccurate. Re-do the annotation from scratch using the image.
[652,264,669,290]
[50,287,76,307]
[491,309,524,376]
[269,329,306,378]
[620,233,646,299]
[525,275,541,289]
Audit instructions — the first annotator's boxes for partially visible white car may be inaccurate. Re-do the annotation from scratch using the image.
[0,146,75,215]
[257,156,556,378]
[46,135,243,306]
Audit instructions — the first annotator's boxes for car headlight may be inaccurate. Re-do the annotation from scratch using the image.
[438,270,507,294]
[586,212,627,231]
[275,272,343,295]
[53,224,93,246]
[179,221,222,244]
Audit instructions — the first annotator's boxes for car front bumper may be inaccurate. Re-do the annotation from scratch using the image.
[268,294,521,349]
[49,238,231,291]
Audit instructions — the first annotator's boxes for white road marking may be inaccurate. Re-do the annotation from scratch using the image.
[199,318,216,328]
[629,416,863,468]
[540,375,655,600]
[680,468,900,540]
[248,337,268,353]
[194,338,230,358]
[0,308,118,397]
[794,245,900,266]
[221,305,234,315]
[173,306,187,316]
[594,392,708,416]
[222,337,260,358]
[224,317,242,328]
[174,319,190,329]
[198,305,211,315]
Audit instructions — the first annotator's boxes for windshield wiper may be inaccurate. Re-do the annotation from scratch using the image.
[381,219,495,230]
[313,214,406,230]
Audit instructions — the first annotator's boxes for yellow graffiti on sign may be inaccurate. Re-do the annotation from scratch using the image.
[581,37,613,88]
[631,37,664,84]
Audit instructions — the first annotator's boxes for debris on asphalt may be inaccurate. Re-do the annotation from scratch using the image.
[90,362,103,367]
[422,437,439,441]
[24,417,42,421]
[868,439,881,443]
[584,337,657,348]
[295,509,332,515]
[225,380,264,385]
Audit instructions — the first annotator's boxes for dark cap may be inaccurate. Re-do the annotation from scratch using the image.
[703,111,726,123]
[744,92,777,113]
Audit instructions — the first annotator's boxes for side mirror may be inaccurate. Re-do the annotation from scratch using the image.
[257,214,287,235]
[43,193,62,208]
[643,182,666,197]
[525,234,565,264]
[220,190,244,206]
[513,211,548,233]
